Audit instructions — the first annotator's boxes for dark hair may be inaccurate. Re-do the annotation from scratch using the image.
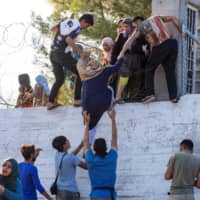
[122,18,132,26]
[94,138,107,158]
[79,14,94,26]
[20,144,35,160]
[180,139,194,150]
[132,16,145,22]
[52,136,67,152]
[117,19,123,25]
[18,73,30,86]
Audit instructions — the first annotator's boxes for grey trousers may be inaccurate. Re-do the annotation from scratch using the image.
[56,190,80,200]
[168,194,195,200]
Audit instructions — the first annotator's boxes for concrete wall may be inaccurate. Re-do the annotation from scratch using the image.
[1,95,200,199]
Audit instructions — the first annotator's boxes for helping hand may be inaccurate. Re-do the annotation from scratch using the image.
[108,109,116,120]
[35,148,42,158]
[0,185,5,194]
[83,111,91,126]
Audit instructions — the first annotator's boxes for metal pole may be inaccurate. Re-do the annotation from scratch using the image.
[184,28,200,45]
[180,0,187,95]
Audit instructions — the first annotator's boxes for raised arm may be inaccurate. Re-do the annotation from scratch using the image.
[104,58,124,77]
[107,109,117,149]
[65,36,90,58]
[72,141,84,155]
[161,16,182,33]
[118,30,140,59]
[34,147,42,161]
[83,112,91,151]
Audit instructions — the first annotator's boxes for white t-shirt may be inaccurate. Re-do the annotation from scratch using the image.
[59,19,81,53]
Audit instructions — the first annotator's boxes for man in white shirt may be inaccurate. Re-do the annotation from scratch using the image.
[47,14,94,110]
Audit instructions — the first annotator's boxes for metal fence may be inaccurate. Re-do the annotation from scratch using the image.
[181,2,200,95]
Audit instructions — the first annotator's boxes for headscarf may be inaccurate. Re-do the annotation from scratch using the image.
[101,37,114,49]
[0,158,19,191]
[77,57,105,81]
[35,75,50,96]
[101,37,114,65]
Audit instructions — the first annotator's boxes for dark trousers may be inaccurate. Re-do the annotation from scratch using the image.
[49,52,82,102]
[145,39,178,99]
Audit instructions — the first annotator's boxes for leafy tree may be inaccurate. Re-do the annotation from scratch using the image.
[47,0,152,39]
[31,0,151,104]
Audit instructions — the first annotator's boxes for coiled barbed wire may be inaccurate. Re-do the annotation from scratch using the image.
[0,22,50,50]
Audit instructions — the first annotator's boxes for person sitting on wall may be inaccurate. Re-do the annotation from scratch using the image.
[16,73,33,108]
[33,75,50,107]
[118,15,182,103]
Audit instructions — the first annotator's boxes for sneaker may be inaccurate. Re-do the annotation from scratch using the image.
[142,95,156,104]
[47,102,59,110]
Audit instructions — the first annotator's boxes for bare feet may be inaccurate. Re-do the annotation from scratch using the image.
[73,99,81,107]
[47,102,59,110]
[141,95,156,104]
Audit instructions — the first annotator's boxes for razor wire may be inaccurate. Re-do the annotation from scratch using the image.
[0,22,51,51]
[0,22,102,56]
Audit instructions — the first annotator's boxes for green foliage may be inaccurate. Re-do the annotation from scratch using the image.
[31,0,152,104]
[82,18,117,40]
[47,0,152,39]
[31,12,50,35]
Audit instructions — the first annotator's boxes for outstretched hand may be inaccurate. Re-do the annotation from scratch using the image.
[35,148,42,158]
[80,51,91,58]
[117,52,124,60]
[83,111,91,126]
[107,109,116,120]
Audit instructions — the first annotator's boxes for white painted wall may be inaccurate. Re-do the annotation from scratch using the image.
[1,95,200,199]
